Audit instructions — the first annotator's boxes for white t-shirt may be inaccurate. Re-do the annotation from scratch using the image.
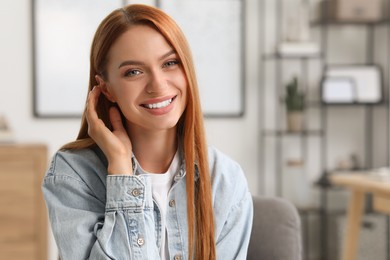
[139,151,180,260]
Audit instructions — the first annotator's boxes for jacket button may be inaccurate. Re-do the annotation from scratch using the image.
[131,188,141,197]
[137,237,144,246]
[169,199,176,207]
[174,254,182,260]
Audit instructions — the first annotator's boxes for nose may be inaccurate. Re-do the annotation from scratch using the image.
[146,70,167,94]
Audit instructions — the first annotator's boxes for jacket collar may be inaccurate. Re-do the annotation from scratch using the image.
[93,145,199,182]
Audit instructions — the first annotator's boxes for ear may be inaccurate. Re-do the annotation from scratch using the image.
[95,75,116,103]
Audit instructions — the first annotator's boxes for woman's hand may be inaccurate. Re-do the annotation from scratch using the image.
[86,86,133,175]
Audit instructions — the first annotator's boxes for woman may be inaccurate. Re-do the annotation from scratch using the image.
[42,4,253,260]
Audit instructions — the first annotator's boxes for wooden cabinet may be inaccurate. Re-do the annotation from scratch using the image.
[0,144,48,260]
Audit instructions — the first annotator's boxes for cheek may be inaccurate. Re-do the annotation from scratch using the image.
[116,91,135,107]
[175,71,188,94]
[109,81,138,102]
[116,99,138,123]
[114,87,142,112]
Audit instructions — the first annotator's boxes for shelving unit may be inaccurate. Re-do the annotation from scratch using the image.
[259,0,390,259]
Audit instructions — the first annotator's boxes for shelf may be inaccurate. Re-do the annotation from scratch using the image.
[278,98,389,108]
[278,98,323,108]
[311,19,390,26]
[260,2,390,258]
[322,100,389,107]
[263,129,324,136]
[262,53,323,61]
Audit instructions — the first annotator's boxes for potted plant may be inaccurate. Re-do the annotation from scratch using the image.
[285,77,305,132]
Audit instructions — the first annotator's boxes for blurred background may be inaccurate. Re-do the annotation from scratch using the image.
[0,0,389,259]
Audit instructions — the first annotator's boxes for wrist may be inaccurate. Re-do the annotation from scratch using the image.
[107,158,133,175]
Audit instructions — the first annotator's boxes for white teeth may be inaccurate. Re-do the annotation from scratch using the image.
[145,98,173,109]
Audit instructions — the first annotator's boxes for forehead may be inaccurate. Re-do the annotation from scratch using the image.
[108,24,173,62]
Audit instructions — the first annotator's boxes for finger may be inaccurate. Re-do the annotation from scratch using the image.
[86,86,107,141]
[110,106,126,132]
[86,86,102,123]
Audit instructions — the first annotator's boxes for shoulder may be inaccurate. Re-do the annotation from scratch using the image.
[207,146,246,184]
[42,147,107,215]
[45,147,108,184]
[207,146,243,175]
[207,146,250,202]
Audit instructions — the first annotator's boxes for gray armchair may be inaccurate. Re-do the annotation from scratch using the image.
[247,196,302,260]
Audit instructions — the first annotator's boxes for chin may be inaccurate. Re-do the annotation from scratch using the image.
[155,118,181,130]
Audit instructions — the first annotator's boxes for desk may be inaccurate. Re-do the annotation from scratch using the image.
[330,173,390,260]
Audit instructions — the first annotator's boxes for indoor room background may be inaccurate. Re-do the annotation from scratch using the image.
[0,0,389,259]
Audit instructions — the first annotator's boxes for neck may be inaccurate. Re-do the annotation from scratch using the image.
[128,126,178,173]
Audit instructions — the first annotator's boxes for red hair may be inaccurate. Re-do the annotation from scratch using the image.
[62,4,215,259]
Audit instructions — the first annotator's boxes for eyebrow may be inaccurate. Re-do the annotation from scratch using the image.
[118,49,176,69]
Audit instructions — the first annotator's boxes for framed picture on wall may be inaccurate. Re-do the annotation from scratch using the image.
[33,0,244,117]
[33,0,123,118]
[157,0,245,117]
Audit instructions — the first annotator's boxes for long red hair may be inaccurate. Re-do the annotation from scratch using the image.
[62,4,215,259]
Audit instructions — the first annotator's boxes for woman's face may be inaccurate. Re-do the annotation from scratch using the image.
[102,25,187,133]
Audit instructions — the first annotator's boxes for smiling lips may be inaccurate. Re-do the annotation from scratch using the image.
[141,95,177,114]
[144,97,173,109]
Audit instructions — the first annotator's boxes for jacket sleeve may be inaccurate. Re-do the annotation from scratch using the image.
[215,190,253,260]
[42,154,160,260]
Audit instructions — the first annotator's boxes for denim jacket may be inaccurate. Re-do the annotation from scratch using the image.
[42,146,253,260]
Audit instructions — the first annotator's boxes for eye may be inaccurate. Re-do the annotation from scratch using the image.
[163,60,180,68]
[124,69,142,77]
